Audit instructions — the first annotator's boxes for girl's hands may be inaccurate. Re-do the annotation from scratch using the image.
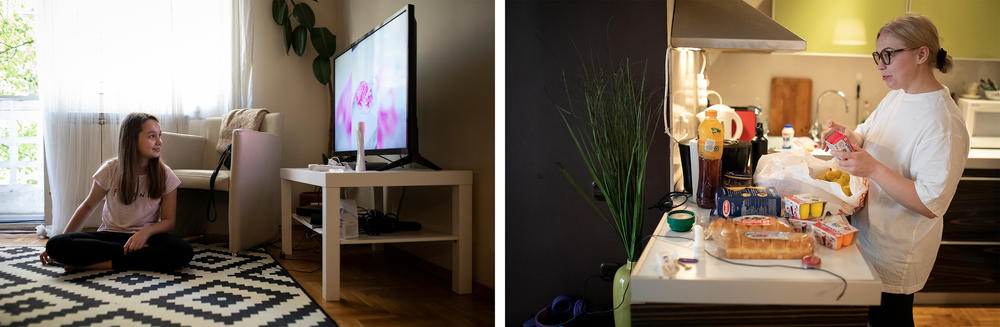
[124,229,151,255]
[831,148,883,178]
[40,250,52,265]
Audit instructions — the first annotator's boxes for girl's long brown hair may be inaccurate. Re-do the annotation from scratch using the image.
[118,113,166,205]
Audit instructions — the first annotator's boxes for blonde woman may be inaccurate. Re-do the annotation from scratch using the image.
[821,14,969,327]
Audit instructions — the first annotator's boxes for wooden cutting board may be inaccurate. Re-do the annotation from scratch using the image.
[769,77,812,137]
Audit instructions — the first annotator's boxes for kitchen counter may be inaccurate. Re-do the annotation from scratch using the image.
[630,201,882,306]
[764,135,1000,169]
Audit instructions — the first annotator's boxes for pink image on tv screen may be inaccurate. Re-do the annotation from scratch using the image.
[333,10,409,153]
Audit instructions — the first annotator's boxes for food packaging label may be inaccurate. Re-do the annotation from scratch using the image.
[715,186,783,218]
[783,194,826,219]
[744,231,790,240]
[786,218,814,233]
[732,215,774,226]
[825,130,856,153]
[811,215,858,250]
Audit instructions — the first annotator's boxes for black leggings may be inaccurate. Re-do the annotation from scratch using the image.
[868,292,915,327]
[46,231,194,272]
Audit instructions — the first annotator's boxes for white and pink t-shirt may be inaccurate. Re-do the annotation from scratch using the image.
[93,158,181,233]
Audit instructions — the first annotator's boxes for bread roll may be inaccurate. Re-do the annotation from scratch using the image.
[707,216,815,259]
[708,218,725,240]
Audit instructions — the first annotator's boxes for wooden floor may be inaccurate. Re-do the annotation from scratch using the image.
[4,231,999,326]
[0,228,495,327]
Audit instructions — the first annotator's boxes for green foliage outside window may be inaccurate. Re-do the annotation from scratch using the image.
[0,120,8,137]
[16,120,36,136]
[0,0,38,96]
[17,166,36,184]
[0,168,9,184]
[17,143,35,161]
[0,144,8,161]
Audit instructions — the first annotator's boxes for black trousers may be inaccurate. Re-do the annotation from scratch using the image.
[46,231,194,272]
[868,292,915,327]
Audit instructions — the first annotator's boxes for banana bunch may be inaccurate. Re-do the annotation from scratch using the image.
[816,170,852,196]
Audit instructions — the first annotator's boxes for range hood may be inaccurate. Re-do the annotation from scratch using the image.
[671,0,805,51]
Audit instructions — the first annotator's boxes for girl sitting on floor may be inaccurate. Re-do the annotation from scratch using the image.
[40,112,193,272]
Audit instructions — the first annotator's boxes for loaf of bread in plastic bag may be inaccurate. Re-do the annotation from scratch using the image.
[706,216,814,259]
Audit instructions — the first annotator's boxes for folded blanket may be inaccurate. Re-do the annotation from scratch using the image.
[217,108,269,153]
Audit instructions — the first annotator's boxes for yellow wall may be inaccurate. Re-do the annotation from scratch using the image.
[775,0,1000,59]
[911,0,1000,59]
[775,0,906,55]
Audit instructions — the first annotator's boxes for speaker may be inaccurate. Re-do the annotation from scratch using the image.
[524,295,586,327]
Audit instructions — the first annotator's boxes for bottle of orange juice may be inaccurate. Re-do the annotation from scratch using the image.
[697,109,724,209]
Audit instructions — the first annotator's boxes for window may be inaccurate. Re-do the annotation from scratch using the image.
[0,0,42,222]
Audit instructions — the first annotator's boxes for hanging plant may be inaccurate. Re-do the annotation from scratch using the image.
[272,0,338,156]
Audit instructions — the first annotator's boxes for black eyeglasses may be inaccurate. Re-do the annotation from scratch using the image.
[872,47,914,66]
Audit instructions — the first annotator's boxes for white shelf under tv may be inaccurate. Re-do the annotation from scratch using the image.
[291,213,458,245]
[280,168,473,301]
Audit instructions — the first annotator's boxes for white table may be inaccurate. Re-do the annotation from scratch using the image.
[279,168,473,301]
[631,202,882,306]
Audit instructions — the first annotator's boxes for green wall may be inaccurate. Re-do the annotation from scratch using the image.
[775,0,999,59]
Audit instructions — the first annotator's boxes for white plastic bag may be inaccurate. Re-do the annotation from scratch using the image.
[753,149,869,215]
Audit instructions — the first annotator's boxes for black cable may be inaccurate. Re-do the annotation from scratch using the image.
[395,187,406,218]
[647,234,848,301]
[701,249,847,301]
[582,269,632,316]
[649,191,690,211]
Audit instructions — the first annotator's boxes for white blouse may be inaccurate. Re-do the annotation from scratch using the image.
[853,88,969,294]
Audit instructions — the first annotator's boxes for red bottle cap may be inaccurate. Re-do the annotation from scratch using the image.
[801,255,821,269]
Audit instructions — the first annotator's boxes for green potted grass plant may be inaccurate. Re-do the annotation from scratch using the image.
[556,57,661,327]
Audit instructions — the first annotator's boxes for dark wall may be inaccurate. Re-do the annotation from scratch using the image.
[506,0,668,325]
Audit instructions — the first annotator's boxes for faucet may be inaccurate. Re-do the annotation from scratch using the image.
[811,90,849,142]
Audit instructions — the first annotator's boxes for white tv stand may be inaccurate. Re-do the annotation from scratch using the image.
[279,168,473,301]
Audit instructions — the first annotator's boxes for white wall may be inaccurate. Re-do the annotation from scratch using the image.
[249,0,495,289]
[703,52,1000,134]
[249,1,334,168]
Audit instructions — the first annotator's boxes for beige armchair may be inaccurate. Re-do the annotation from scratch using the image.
[161,113,283,254]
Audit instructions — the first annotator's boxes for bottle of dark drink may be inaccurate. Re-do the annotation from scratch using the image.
[750,123,768,174]
[697,110,724,209]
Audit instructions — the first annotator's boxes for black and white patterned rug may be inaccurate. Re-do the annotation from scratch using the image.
[0,245,337,327]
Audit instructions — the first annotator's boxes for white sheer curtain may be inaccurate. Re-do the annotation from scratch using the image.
[37,0,251,236]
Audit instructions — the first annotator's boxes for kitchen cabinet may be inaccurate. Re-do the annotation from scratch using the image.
[922,169,1000,294]
[910,0,1000,59]
[773,0,906,55]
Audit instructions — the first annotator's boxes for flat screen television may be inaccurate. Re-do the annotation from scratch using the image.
[332,4,438,170]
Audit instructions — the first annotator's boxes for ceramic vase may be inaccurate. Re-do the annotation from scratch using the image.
[613,261,635,327]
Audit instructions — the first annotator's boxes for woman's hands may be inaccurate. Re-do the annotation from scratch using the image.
[820,120,864,151]
[831,148,884,178]
[825,120,880,177]
[123,229,152,255]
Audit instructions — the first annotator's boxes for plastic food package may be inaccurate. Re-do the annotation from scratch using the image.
[786,217,814,233]
[811,215,858,250]
[825,130,856,153]
[783,194,825,219]
[754,149,870,215]
[705,216,815,259]
[715,186,783,218]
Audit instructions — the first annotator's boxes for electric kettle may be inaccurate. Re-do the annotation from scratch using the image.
[696,104,744,141]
